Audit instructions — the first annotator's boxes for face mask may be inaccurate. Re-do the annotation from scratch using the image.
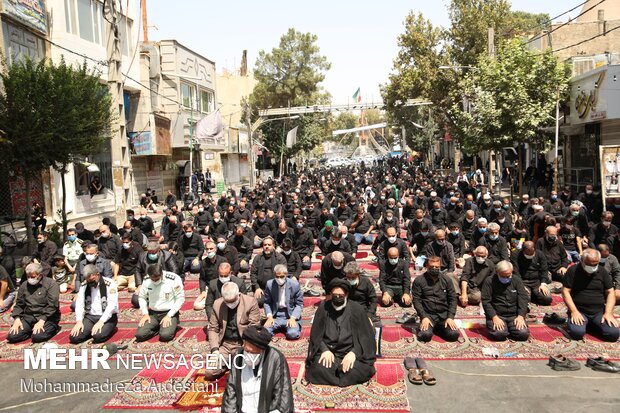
[547,236,557,243]
[331,296,346,310]
[451,230,460,236]
[76,229,83,234]
[494,208,501,213]
[214,218,221,223]
[198,208,204,213]
[479,227,487,233]
[123,242,131,250]
[332,239,341,245]
[386,217,393,222]
[436,240,446,246]
[600,257,608,264]
[86,254,96,262]
[37,239,44,244]
[259,218,266,223]
[219,277,230,283]
[101,232,110,239]
[152,279,162,286]
[128,215,134,220]
[524,253,535,260]
[185,232,193,238]
[522,200,529,205]
[475,256,486,264]
[503,205,510,210]
[241,223,247,228]
[489,234,499,241]
[275,277,286,286]
[602,221,611,228]
[427,268,441,278]
[87,279,98,287]
[140,215,147,220]
[283,249,292,255]
[68,235,77,242]
[27,277,40,286]
[466,218,474,223]
[586,190,593,195]
[498,277,512,285]
[348,278,359,286]
[207,251,216,259]
[551,196,557,201]
[388,236,397,243]
[226,298,240,309]
[147,253,158,261]
[217,242,226,251]
[434,208,441,212]
[389,258,399,265]
[583,264,598,274]
[296,223,304,229]
[421,231,429,237]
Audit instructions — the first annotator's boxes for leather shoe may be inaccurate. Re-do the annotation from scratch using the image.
[543,313,566,325]
[548,354,581,371]
[586,357,620,373]
[396,312,416,324]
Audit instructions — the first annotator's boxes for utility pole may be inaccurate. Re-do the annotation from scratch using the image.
[104,0,129,226]
[246,101,256,188]
[553,88,560,192]
[141,0,148,42]
[487,27,498,194]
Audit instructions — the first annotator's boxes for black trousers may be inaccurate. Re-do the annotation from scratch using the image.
[7,318,59,343]
[485,316,530,341]
[524,284,553,306]
[69,314,118,344]
[417,318,460,343]
[305,354,375,387]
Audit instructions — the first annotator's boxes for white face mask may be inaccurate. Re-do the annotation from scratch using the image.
[27,277,40,286]
[275,277,286,286]
[86,254,96,262]
[389,258,399,265]
[217,242,226,251]
[226,298,240,309]
[152,279,162,286]
[332,239,340,245]
[475,256,486,264]
[466,218,474,223]
[348,278,359,286]
[219,277,230,284]
[283,249,292,255]
[388,236,397,243]
[524,253,535,260]
[583,264,598,274]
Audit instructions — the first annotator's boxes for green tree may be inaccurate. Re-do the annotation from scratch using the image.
[448,38,570,166]
[0,58,113,250]
[249,28,331,159]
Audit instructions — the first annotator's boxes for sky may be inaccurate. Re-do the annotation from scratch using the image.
[146,0,586,105]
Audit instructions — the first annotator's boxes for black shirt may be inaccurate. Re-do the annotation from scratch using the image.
[348,277,377,318]
[412,273,457,322]
[114,242,142,275]
[461,257,495,289]
[224,306,241,341]
[481,275,529,319]
[379,259,411,294]
[559,226,581,252]
[562,264,613,315]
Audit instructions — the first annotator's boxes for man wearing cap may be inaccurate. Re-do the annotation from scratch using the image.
[263,264,304,340]
[206,282,260,379]
[136,264,185,342]
[305,279,377,387]
[70,264,119,344]
[222,325,294,413]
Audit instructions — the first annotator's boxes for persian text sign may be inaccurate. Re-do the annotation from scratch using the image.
[2,0,47,34]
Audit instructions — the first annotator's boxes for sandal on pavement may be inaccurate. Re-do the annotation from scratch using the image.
[407,368,423,385]
[419,368,437,385]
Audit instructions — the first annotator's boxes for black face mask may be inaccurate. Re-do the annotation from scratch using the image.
[427,268,441,278]
[331,296,346,307]
[87,280,98,287]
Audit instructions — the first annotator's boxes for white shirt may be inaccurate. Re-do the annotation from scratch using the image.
[74,279,119,323]
[241,353,262,413]
[278,284,286,309]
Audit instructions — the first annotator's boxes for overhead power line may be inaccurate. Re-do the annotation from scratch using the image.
[552,24,620,53]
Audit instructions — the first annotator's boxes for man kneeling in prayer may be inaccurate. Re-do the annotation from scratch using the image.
[305,278,376,387]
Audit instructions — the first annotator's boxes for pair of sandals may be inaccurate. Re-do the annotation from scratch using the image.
[404,356,436,385]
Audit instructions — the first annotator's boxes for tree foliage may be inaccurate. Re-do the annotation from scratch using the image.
[249,28,331,158]
[382,0,558,155]
[0,57,113,248]
[448,38,570,154]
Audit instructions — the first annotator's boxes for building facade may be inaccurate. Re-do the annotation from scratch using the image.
[45,0,141,222]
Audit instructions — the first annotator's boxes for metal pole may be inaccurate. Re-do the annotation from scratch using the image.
[141,0,148,42]
[246,102,255,188]
[189,105,193,186]
[554,89,560,192]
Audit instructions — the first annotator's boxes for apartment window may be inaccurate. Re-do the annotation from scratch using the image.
[200,90,214,113]
[65,0,108,47]
[181,83,197,110]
